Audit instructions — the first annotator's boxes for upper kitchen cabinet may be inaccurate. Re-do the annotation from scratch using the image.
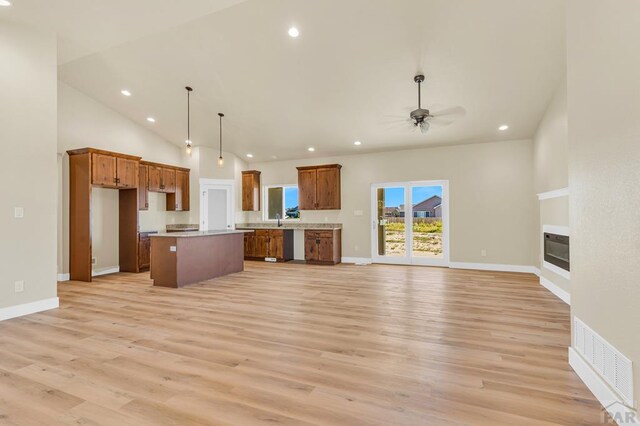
[167,169,190,211]
[67,148,140,189]
[296,164,342,210]
[138,163,149,210]
[144,161,178,194]
[242,170,261,211]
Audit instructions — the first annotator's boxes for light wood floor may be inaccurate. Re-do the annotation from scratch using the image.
[0,262,605,425]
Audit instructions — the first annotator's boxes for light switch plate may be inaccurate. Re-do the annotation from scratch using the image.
[170,246,177,252]
[15,280,24,293]
[353,210,364,216]
[14,207,24,218]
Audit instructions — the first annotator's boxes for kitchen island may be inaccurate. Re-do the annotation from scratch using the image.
[150,230,248,288]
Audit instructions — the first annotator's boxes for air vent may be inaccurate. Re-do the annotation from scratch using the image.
[574,317,634,407]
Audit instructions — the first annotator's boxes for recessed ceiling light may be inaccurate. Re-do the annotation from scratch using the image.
[354,141,362,146]
[499,124,509,131]
[146,117,156,123]
[288,27,300,38]
[0,1,12,7]
[307,147,315,152]
[246,153,253,158]
[121,89,132,97]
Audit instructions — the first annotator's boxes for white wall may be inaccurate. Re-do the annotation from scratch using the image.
[532,79,570,294]
[58,82,191,274]
[0,22,58,309]
[247,139,537,266]
[568,0,640,411]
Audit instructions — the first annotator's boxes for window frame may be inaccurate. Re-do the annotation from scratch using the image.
[263,184,300,222]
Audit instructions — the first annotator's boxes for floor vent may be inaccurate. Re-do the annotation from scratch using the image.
[574,316,634,407]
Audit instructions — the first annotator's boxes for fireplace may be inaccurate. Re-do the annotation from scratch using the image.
[544,233,570,272]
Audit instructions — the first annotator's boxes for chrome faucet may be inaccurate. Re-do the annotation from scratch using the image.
[276,213,282,227]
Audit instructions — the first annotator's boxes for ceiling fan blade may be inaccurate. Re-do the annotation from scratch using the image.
[430,106,466,119]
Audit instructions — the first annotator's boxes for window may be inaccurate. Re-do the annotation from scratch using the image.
[265,185,299,220]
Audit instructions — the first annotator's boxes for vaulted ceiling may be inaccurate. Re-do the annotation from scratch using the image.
[3,0,566,162]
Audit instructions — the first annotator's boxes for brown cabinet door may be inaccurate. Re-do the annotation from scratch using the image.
[148,166,162,192]
[116,157,138,189]
[242,172,260,211]
[298,169,317,210]
[178,170,189,211]
[174,171,185,210]
[244,233,256,258]
[318,236,334,262]
[138,164,149,210]
[91,153,117,187]
[138,236,151,270]
[316,167,341,209]
[162,168,176,193]
[254,230,269,258]
[268,230,284,259]
[304,232,319,261]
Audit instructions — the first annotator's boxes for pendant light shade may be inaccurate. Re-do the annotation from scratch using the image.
[217,113,225,166]
[185,86,193,155]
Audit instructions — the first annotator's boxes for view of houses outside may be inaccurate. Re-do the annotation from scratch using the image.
[383,187,443,257]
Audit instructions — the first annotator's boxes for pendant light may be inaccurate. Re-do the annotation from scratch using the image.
[185,86,193,155]
[217,112,225,166]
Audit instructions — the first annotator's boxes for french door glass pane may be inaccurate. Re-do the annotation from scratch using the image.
[411,186,443,258]
[376,187,406,256]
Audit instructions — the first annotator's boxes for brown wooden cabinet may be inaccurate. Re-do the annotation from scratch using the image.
[145,163,176,193]
[138,232,153,271]
[148,165,162,192]
[296,164,341,210]
[138,164,149,210]
[167,170,190,211]
[162,168,176,193]
[67,148,143,282]
[304,229,341,265]
[92,153,117,187]
[243,229,293,262]
[91,152,139,189]
[241,170,261,211]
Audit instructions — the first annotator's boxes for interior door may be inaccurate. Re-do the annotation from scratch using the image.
[371,181,449,266]
[200,181,234,232]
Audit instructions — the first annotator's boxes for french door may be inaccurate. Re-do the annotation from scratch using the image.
[371,180,449,266]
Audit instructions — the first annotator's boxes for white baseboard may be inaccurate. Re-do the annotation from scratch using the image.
[539,276,571,304]
[0,297,60,322]
[449,262,538,274]
[92,266,120,277]
[543,260,571,280]
[342,257,372,265]
[569,347,639,424]
[57,273,70,282]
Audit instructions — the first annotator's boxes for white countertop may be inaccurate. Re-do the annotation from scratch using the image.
[151,230,251,238]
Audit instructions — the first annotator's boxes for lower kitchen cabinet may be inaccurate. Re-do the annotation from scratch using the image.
[138,232,154,271]
[304,229,342,265]
[244,229,294,262]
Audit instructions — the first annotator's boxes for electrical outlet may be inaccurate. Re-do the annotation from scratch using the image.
[355,245,359,251]
[15,280,24,293]
[14,207,24,218]
[170,246,177,252]
[481,249,487,257]
[353,210,363,216]
[91,257,97,265]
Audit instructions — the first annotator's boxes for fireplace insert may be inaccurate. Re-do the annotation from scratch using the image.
[544,233,570,272]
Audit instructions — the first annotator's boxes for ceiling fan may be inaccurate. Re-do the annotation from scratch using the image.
[391,74,465,134]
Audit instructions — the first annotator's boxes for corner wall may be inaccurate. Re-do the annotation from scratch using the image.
[532,78,570,299]
[0,22,58,312]
[568,0,640,416]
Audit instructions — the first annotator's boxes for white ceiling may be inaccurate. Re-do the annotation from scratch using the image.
[8,0,566,162]
[0,0,247,63]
